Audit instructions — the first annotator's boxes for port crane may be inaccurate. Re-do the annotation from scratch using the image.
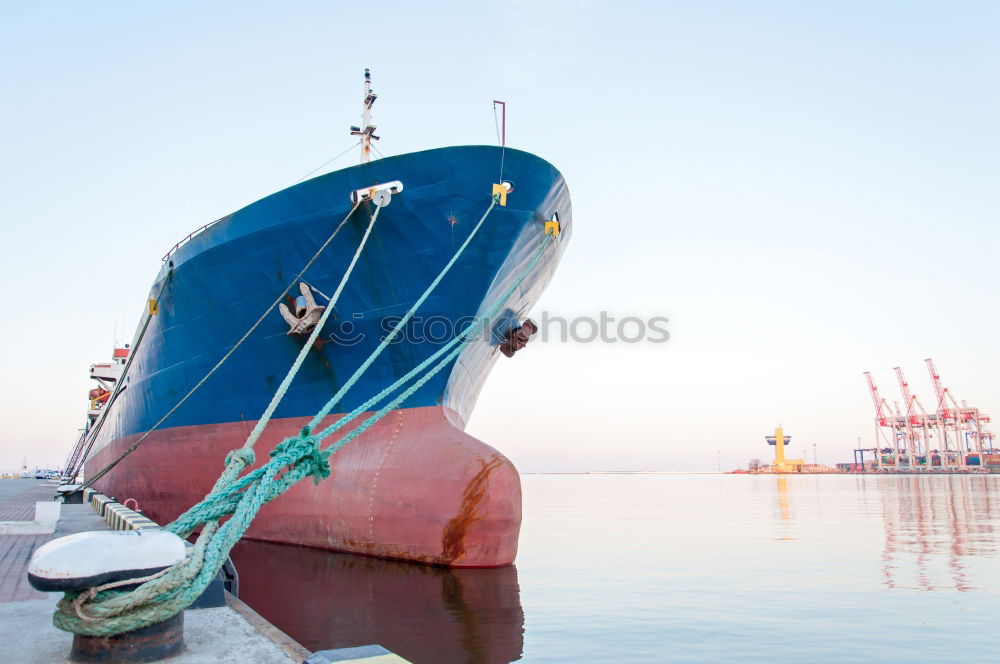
[864,360,994,470]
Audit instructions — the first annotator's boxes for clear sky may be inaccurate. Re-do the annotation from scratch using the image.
[1,1,997,472]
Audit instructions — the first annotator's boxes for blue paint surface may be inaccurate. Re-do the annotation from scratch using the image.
[96,145,571,447]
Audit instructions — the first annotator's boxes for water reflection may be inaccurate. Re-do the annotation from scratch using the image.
[878,475,998,592]
[776,476,791,523]
[771,476,796,542]
[230,540,524,664]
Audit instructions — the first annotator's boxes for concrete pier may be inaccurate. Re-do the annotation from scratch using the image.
[0,479,413,663]
[0,479,309,663]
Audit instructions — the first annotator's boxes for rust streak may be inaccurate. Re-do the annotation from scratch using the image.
[441,454,504,563]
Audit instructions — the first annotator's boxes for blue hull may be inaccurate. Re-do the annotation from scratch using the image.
[94,145,571,452]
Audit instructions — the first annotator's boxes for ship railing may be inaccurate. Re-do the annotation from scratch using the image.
[89,393,111,410]
[162,220,221,262]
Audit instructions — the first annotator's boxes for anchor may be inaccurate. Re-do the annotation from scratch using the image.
[499,319,537,358]
[279,282,327,337]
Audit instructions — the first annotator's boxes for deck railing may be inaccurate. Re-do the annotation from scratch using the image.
[162,220,220,261]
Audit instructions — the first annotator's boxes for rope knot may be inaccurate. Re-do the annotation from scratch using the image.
[269,434,331,484]
[224,448,256,469]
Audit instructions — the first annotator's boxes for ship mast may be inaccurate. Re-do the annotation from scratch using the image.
[350,68,380,164]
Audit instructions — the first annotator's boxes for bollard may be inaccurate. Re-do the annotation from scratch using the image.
[70,613,184,663]
[27,529,188,662]
[57,484,84,504]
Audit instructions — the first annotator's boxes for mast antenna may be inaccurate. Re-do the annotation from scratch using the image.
[350,68,380,164]
[493,100,506,182]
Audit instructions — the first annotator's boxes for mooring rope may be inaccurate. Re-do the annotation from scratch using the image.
[54,192,554,637]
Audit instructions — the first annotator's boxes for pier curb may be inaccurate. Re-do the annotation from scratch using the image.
[226,592,312,663]
[85,489,159,531]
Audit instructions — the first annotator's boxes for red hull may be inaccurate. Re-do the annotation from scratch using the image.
[88,406,521,567]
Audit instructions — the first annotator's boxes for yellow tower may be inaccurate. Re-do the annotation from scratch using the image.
[774,426,786,465]
[767,426,805,472]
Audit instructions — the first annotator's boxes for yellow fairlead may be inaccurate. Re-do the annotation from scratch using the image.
[491,183,508,206]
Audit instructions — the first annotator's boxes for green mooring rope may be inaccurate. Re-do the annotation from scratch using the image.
[54,193,554,637]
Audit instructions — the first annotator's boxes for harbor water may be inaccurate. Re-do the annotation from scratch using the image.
[232,474,1000,663]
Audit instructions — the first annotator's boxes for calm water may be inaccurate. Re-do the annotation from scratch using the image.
[232,474,1000,663]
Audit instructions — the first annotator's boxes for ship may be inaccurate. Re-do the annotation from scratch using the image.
[63,71,571,568]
